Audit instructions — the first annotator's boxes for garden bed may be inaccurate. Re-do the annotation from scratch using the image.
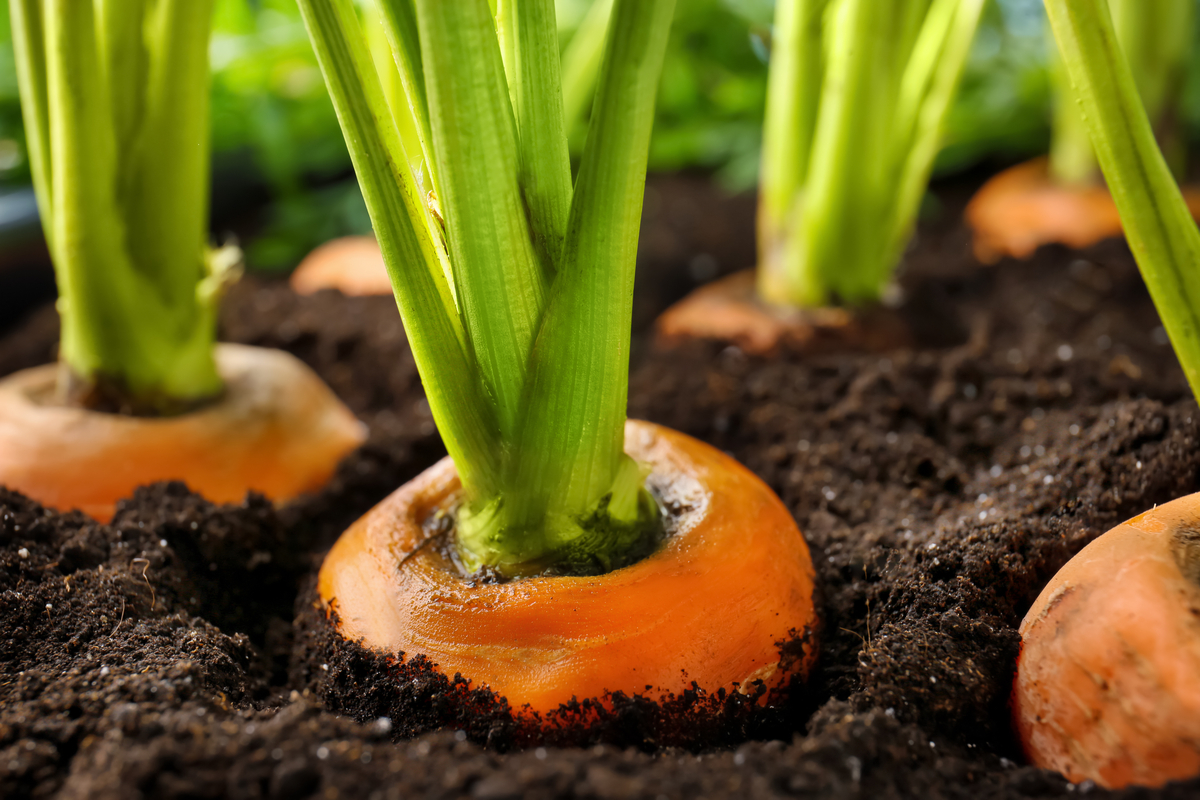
[2,173,1198,798]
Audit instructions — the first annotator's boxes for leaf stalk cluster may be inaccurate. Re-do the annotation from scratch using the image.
[298,0,675,576]
[10,0,227,414]
[758,0,985,308]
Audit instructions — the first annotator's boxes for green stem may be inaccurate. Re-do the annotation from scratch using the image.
[302,0,674,576]
[1049,0,1195,185]
[883,0,986,278]
[13,0,223,413]
[416,0,549,437]
[496,0,574,270]
[559,0,614,133]
[374,0,437,194]
[1048,43,1097,186]
[1044,0,1200,399]
[757,0,828,305]
[456,0,675,574]
[297,0,501,495]
[762,0,983,309]
[10,0,53,250]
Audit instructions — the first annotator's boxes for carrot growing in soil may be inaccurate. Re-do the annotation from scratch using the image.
[658,0,985,354]
[1014,0,1200,788]
[298,0,818,715]
[967,0,1200,262]
[0,0,365,522]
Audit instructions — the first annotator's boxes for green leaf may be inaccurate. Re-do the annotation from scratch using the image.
[1045,0,1200,401]
[501,0,676,530]
[416,0,550,436]
[297,0,502,494]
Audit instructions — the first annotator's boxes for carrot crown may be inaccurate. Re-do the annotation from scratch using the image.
[1048,0,1193,187]
[1044,0,1200,402]
[298,0,676,577]
[757,0,985,308]
[9,0,232,415]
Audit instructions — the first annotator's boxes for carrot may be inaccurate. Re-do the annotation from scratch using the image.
[289,235,391,297]
[0,344,366,522]
[655,270,911,356]
[318,419,818,714]
[1012,493,1200,788]
[298,0,819,722]
[965,157,1200,263]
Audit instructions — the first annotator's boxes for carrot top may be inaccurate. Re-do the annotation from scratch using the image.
[298,0,676,577]
[757,0,984,308]
[10,0,233,415]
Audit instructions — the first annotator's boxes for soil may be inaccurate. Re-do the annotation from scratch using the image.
[2,172,1199,798]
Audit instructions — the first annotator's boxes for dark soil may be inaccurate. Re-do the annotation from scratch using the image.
[3,173,1200,797]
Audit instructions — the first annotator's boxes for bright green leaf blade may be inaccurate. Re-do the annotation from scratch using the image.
[416,0,549,436]
[559,0,612,135]
[298,0,501,495]
[10,0,53,247]
[504,0,676,528]
[497,0,573,271]
[1045,0,1200,400]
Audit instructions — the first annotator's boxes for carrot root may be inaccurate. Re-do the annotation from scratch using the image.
[289,236,391,297]
[967,157,1200,263]
[1013,492,1200,788]
[0,343,366,521]
[655,270,910,356]
[318,419,819,715]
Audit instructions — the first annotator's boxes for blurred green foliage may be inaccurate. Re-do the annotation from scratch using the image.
[0,0,1193,272]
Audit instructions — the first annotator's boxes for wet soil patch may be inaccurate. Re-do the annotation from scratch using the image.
[3,174,1200,797]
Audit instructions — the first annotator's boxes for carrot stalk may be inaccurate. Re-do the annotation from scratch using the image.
[10,0,226,414]
[1043,0,1200,400]
[1048,0,1194,187]
[758,0,985,308]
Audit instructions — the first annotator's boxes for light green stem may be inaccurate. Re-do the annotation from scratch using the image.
[559,0,614,132]
[297,0,501,494]
[12,0,223,412]
[301,0,675,576]
[1049,0,1194,185]
[760,0,983,309]
[416,0,549,437]
[456,0,676,573]
[1044,0,1200,399]
[497,0,574,270]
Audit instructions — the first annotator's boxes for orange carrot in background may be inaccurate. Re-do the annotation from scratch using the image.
[289,235,391,297]
[0,345,364,523]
